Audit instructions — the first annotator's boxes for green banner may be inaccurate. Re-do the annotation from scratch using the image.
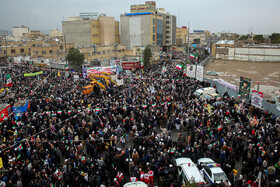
[239,76,251,99]
[24,71,43,77]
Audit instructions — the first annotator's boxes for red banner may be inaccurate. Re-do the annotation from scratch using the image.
[0,104,12,122]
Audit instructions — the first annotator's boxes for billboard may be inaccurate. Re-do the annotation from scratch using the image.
[251,90,263,109]
[79,12,98,19]
[87,66,116,75]
[196,65,203,82]
[122,61,140,70]
[187,65,195,78]
[130,4,155,13]
[239,77,251,99]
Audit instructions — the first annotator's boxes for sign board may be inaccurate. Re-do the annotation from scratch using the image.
[73,75,79,81]
[116,79,124,86]
[187,65,195,78]
[130,4,155,13]
[122,61,141,70]
[87,66,116,75]
[79,12,98,19]
[251,90,263,109]
[196,65,203,82]
[239,77,251,99]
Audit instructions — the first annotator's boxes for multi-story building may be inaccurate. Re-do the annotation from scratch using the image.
[12,26,29,38]
[176,26,188,46]
[189,30,210,44]
[120,1,176,50]
[62,14,120,48]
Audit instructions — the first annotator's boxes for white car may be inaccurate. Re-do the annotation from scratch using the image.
[201,164,231,185]
[197,158,215,169]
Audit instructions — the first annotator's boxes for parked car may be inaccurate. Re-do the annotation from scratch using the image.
[201,163,231,185]
[207,70,219,76]
[197,158,215,170]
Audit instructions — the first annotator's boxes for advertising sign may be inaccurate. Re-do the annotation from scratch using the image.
[251,90,263,109]
[87,66,116,75]
[130,4,155,13]
[187,65,195,78]
[122,61,140,70]
[79,12,98,19]
[239,77,251,99]
[196,65,203,82]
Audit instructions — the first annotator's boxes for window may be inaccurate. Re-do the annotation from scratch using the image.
[107,50,110,54]
[97,51,101,55]
[166,31,170,34]
[166,16,170,19]
[92,25,99,29]
[102,51,106,54]
[92,34,99,37]
[122,49,125,52]
[34,51,38,55]
[20,49,24,53]
[166,21,170,24]
[153,18,155,25]
[92,52,95,56]
[166,26,170,29]
[153,35,155,41]
[153,27,155,33]
[11,49,16,53]
[49,50,53,54]
[60,45,63,50]
[42,51,46,55]
[4,50,6,54]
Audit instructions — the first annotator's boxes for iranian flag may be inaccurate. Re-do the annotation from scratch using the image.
[5,75,12,87]
[176,64,183,69]
[190,54,195,59]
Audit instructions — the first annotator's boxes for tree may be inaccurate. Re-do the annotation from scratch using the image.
[239,35,249,41]
[143,46,152,70]
[66,48,84,71]
[253,35,265,43]
[269,33,280,44]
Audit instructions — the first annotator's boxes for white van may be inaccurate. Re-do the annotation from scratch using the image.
[124,181,147,187]
[175,157,206,186]
[194,87,216,97]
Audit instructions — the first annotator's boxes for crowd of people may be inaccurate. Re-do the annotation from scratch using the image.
[0,59,279,187]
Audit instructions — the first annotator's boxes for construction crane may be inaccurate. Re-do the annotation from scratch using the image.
[89,74,118,87]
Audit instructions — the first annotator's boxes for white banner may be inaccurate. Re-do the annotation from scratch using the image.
[187,65,196,78]
[251,90,263,109]
[116,79,124,86]
[73,75,79,81]
[196,65,204,82]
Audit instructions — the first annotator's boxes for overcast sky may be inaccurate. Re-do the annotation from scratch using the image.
[0,0,279,35]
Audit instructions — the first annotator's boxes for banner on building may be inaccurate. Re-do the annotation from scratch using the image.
[196,65,204,82]
[187,65,196,78]
[24,71,43,77]
[239,77,251,99]
[251,90,263,109]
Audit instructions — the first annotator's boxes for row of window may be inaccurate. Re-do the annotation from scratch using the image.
[89,49,125,56]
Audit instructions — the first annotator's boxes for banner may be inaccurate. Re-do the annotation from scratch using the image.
[187,65,195,78]
[24,71,43,77]
[239,77,251,99]
[0,104,11,122]
[196,65,204,82]
[87,66,115,75]
[12,100,29,113]
[116,79,124,86]
[73,75,79,81]
[251,90,263,109]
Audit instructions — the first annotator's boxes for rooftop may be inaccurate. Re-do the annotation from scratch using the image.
[215,40,235,45]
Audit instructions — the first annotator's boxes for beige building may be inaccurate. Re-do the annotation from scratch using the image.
[63,15,120,48]
[50,29,63,37]
[176,26,188,46]
[12,26,29,38]
[211,40,235,57]
[80,45,126,63]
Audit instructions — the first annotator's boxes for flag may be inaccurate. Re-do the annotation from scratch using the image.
[218,124,222,132]
[57,111,62,114]
[58,70,60,77]
[176,64,183,69]
[5,75,12,87]
[190,54,195,59]
[152,104,156,107]
[142,105,147,108]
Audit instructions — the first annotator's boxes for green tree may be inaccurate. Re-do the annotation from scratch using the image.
[143,46,152,70]
[66,48,84,71]
[253,35,265,43]
[239,35,249,41]
[269,33,280,43]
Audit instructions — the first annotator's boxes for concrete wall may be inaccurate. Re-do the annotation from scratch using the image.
[120,16,130,49]
[99,16,116,45]
[62,20,92,48]
[227,47,280,62]
[141,15,151,47]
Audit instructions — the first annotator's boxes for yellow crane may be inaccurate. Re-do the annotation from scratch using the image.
[89,74,118,87]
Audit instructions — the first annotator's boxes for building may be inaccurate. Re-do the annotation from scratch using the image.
[12,26,29,38]
[189,30,210,44]
[176,26,188,46]
[211,40,235,57]
[50,29,63,37]
[62,14,120,48]
[120,1,176,50]
[79,45,126,64]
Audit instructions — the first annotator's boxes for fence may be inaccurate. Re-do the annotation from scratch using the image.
[203,78,280,117]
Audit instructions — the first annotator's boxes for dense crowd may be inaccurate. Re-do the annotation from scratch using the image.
[0,60,279,187]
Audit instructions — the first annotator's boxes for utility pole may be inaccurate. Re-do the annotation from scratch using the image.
[4,31,8,64]
[187,21,190,62]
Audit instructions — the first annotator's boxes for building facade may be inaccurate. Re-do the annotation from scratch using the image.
[12,26,29,38]
[176,26,188,46]
[62,15,120,48]
[120,1,176,50]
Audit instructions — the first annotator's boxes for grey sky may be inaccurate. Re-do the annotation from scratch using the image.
[0,0,279,35]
